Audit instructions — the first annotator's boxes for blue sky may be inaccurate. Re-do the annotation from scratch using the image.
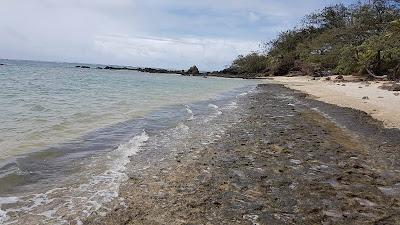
[0,0,357,70]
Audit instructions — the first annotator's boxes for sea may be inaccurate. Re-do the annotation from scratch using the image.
[0,59,259,224]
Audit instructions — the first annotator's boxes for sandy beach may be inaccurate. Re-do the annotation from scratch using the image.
[271,76,400,129]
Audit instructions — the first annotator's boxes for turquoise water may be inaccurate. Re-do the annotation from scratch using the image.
[0,60,256,159]
[0,59,259,224]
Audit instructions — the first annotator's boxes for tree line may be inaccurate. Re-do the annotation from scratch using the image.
[225,0,400,80]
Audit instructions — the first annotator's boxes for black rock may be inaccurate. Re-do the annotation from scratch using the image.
[187,65,200,76]
[336,75,344,80]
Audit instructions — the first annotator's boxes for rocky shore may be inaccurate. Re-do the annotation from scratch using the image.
[75,65,204,76]
[85,84,400,225]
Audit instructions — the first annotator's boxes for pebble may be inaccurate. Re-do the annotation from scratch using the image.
[289,159,302,165]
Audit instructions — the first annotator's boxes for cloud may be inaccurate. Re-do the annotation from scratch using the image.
[94,34,259,69]
[0,0,355,70]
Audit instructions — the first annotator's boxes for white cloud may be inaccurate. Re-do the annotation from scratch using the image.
[0,0,352,70]
[248,12,261,23]
[94,34,258,70]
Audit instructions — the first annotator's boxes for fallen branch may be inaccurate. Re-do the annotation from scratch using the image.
[366,68,388,79]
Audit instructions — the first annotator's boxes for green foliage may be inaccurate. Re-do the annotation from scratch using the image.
[334,46,360,74]
[306,4,350,29]
[231,53,268,74]
[228,0,400,80]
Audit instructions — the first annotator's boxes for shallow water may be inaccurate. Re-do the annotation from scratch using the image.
[0,59,259,224]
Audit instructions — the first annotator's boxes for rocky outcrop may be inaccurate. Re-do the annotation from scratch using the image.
[135,67,185,74]
[186,65,200,76]
[103,66,135,70]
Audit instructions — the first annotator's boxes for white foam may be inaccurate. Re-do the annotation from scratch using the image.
[226,101,238,109]
[185,105,195,120]
[0,197,19,224]
[0,131,149,224]
[238,92,249,97]
[208,104,219,109]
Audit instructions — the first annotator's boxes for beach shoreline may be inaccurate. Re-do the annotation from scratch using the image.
[270,76,400,129]
[84,83,400,225]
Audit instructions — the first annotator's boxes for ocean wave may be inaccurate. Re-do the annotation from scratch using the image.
[208,104,219,109]
[185,105,194,121]
[0,131,149,225]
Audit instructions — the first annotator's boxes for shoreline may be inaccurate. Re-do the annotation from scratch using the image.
[85,83,400,225]
[270,76,400,129]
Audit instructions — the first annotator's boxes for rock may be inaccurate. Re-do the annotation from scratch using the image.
[341,84,346,86]
[394,93,400,96]
[0,63,4,66]
[336,75,344,80]
[379,83,400,91]
[389,84,400,91]
[325,77,331,81]
[187,65,200,76]
[362,96,369,100]
[290,159,302,165]
[297,93,309,98]
[323,210,343,218]
[287,71,304,77]
[354,198,377,207]
[76,65,90,69]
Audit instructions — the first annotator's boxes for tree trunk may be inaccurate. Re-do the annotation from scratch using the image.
[376,50,382,75]
[393,62,400,80]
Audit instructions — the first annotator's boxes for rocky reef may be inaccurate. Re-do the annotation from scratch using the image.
[84,84,400,225]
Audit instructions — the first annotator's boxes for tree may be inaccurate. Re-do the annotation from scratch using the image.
[225,0,400,80]
[231,53,268,74]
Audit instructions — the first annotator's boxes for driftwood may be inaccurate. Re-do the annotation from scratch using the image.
[365,68,388,80]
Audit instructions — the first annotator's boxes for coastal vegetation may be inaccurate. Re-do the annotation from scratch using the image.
[226,0,400,80]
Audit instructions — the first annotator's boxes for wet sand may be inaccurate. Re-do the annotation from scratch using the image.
[85,84,400,225]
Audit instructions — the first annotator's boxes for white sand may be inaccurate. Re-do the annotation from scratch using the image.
[270,76,400,129]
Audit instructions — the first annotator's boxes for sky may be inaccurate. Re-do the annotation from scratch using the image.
[0,0,355,70]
